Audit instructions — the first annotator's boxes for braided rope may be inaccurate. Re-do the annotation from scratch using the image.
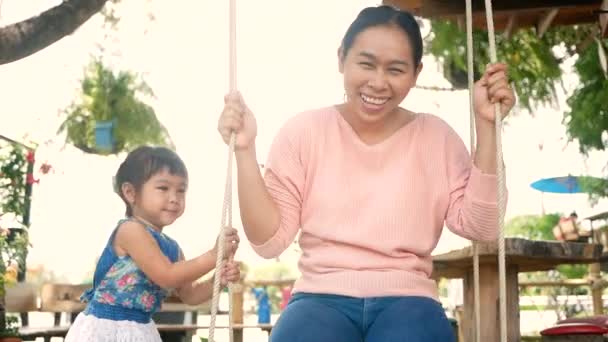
[209,1,237,341]
[208,134,235,342]
[464,1,507,340]
[481,0,508,340]
[414,85,459,91]
[464,1,481,342]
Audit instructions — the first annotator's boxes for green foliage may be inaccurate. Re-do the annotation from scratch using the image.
[564,39,608,199]
[426,20,562,111]
[0,144,29,222]
[580,177,608,204]
[556,264,589,280]
[58,59,174,155]
[427,21,608,199]
[564,39,608,154]
[0,315,20,338]
[505,213,560,240]
[0,141,32,336]
[0,229,28,336]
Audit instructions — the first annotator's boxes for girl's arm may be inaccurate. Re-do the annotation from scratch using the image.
[114,222,238,289]
[175,250,214,305]
[175,251,241,305]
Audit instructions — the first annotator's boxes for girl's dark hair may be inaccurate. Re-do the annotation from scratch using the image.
[114,146,188,216]
[341,5,423,68]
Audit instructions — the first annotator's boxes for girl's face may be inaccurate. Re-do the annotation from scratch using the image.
[131,168,187,230]
[339,24,422,126]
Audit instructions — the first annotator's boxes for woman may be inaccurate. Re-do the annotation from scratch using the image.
[218,5,515,342]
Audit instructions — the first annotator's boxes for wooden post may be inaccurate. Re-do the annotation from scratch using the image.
[589,262,604,315]
[462,262,520,342]
[231,283,244,342]
[454,305,465,342]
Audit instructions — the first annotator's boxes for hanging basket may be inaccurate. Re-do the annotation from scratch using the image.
[94,120,115,153]
[58,60,174,156]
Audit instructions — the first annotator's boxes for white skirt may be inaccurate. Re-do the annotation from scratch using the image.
[64,312,162,342]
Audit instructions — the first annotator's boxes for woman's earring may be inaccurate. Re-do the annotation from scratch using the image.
[343,93,348,103]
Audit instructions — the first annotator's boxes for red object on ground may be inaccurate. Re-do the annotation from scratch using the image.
[541,323,608,336]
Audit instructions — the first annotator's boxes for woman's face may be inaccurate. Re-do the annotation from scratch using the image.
[340,24,422,126]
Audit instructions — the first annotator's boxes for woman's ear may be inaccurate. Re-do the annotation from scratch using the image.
[121,182,136,206]
[413,62,424,84]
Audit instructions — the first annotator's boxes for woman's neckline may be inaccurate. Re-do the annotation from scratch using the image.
[331,105,420,149]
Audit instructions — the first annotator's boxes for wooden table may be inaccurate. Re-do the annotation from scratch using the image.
[432,238,603,342]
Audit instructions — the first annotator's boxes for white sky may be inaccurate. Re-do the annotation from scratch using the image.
[1,0,607,283]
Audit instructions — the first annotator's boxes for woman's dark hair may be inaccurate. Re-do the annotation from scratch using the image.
[340,5,423,68]
[114,146,188,216]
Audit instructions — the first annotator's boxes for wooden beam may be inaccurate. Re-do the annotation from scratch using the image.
[383,0,423,13]
[537,8,559,37]
[601,0,608,37]
[503,14,517,39]
[519,279,593,287]
[384,0,601,18]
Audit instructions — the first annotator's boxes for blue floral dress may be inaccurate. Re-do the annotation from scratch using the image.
[65,218,181,342]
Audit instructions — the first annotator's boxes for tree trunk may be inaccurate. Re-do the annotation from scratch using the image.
[0,0,109,65]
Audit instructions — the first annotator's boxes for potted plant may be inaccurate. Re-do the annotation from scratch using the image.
[0,315,22,342]
[58,58,174,155]
[0,228,28,342]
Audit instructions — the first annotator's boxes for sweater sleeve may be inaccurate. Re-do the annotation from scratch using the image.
[444,126,508,242]
[250,117,306,259]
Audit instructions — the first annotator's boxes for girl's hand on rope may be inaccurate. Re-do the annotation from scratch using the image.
[217,260,241,287]
[473,63,516,124]
[218,91,258,150]
[213,227,240,260]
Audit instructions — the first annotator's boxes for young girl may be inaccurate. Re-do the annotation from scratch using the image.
[65,146,240,342]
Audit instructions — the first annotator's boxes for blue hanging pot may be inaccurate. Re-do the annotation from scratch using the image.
[95,120,115,152]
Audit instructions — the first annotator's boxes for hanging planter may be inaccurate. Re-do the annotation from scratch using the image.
[58,59,174,155]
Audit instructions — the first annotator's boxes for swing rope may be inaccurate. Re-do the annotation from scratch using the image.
[483,0,509,338]
[209,1,237,341]
[465,0,508,340]
[464,2,481,342]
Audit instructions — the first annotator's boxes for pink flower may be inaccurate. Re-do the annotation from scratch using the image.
[26,173,39,185]
[99,293,116,304]
[117,274,136,287]
[107,266,118,275]
[139,292,155,310]
[26,151,35,164]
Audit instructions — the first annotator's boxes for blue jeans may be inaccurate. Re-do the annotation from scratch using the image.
[270,293,456,342]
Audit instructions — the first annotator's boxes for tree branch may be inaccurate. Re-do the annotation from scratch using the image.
[0,0,109,65]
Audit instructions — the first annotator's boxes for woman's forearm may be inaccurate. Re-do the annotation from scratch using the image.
[235,145,281,245]
[474,120,498,174]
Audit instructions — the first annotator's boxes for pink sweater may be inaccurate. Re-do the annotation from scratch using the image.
[253,106,504,299]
